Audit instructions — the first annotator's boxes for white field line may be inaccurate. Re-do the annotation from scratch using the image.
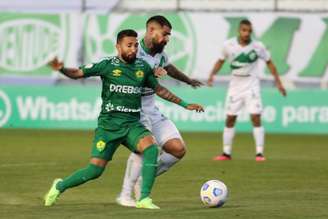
[0,162,58,168]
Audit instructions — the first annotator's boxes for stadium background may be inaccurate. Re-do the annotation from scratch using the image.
[1,1,328,219]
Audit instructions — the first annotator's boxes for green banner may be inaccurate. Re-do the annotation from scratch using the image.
[1,12,328,86]
[0,13,70,76]
[0,85,328,133]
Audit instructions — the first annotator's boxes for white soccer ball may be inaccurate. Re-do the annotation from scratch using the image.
[200,180,228,207]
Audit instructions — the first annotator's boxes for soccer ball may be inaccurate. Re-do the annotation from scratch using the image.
[200,180,228,207]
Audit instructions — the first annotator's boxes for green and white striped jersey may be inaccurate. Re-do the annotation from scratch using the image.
[219,37,271,77]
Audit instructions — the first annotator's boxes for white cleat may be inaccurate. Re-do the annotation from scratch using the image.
[116,195,136,207]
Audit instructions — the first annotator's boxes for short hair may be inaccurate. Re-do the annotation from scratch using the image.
[239,19,252,27]
[116,29,138,43]
[146,15,172,29]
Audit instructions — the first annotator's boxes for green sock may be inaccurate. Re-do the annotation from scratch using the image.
[140,144,159,200]
[56,163,105,193]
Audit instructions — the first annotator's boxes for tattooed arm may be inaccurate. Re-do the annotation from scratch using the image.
[165,64,203,88]
[154,84,204,112]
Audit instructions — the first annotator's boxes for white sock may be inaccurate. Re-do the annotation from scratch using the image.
[156,151,180,176]
[253,126,265,154]
[223,127,235,155]
[120,153,142,198]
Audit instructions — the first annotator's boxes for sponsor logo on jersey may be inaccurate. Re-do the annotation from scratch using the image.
[112,69,122,77]
[109,84,142,94]
[135,70,144,78]
[105,102,140,113]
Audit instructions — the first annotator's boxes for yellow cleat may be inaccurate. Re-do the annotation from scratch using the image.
[136,197,160,209]
[44,178,62,206]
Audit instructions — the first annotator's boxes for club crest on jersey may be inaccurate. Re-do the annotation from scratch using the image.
[112,69,122,77]
[96,140,106,152]
[249,51,258,61]
[135,70,144,78]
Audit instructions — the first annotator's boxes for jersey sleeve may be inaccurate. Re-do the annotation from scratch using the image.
[257,42,271,62]
[144,62,159,89]
[218,42,229,60]
[79,58,109,78]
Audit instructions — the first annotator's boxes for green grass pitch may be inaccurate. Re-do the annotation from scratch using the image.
[1,129,328,219]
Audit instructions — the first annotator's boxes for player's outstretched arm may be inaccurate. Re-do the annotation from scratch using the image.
[164,64,203,88]
[154,84,204,112]
[48,57,84,79]
[207,59,225,86]
[266,60,287,97]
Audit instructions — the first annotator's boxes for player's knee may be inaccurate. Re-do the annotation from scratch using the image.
[251,114,261,127]
[137,135,156,152]
[174,146,186,159]
[226,115,237,127]
[87,164,105,180]
[163,139,186,159]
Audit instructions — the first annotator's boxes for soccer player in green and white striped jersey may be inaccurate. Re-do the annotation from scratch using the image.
[208,19,286,161]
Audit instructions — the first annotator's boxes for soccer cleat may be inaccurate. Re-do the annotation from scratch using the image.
[213,153,232,161]
[256,154,266,162]
[134,177,141,201]
[136,197,160,209]
[44,178,62,206]
[116,195,136,207]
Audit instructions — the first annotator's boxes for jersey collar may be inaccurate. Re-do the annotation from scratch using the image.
[140,38,152,55]
[237,37,252,46]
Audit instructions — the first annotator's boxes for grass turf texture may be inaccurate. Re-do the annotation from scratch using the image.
[1,129,328,219]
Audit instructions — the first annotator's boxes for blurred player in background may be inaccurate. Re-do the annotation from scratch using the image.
[44,29,204,209]
[207,19,286,161]
[116,15,203,207]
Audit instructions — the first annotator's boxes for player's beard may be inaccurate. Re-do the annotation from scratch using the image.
[122,53,136,64]
[152,40,167,53]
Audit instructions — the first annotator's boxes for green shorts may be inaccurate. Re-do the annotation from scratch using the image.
[91,122,152,161]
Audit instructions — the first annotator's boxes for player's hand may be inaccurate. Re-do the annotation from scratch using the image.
[154,67,167,78]
[207,75,215,87]
[48,57,64,71]
[186,104,204,112]
[188,79,203,88]
[277,82,287,97]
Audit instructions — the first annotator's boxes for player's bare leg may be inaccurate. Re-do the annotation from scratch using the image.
[213,115,237,161]
[251,114,266,161]
[158,138,185,175]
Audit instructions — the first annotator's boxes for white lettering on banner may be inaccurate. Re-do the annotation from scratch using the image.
[282,106,328,127]
[0,89,12,127]
[109,84,142,94]
[156,101,277,123]
[16,96,101,121]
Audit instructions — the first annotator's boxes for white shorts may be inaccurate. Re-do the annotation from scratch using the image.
[140,94,183,147]
[225,88,263,116]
